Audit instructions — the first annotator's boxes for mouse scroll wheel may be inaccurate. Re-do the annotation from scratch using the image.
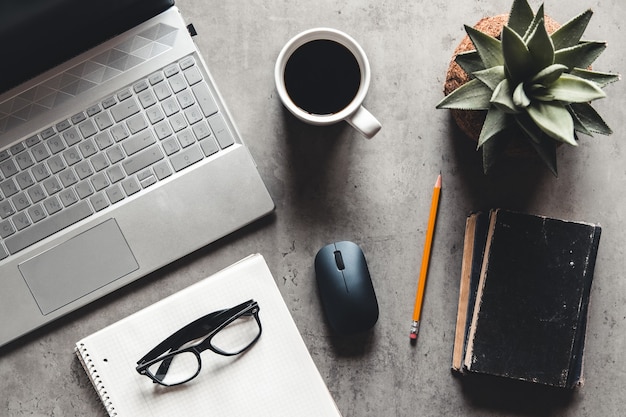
[333,250,346,270]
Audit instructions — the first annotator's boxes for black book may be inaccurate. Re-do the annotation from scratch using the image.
[452,209,601,388]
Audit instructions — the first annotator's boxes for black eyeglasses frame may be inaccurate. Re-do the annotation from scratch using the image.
[135,299,261,386]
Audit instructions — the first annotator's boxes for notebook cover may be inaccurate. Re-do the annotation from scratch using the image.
[463,209,601,388]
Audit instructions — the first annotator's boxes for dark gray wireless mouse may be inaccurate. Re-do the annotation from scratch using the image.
[314,241,379,334]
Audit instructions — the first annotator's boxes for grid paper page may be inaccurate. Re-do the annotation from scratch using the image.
[76,254,342,417]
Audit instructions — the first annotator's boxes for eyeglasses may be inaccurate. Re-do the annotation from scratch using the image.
[136,299,262,386]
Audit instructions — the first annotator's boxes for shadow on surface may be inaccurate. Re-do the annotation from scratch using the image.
[328,329,378,358]
[444,113,555,212]
[456,372,577,416]
[280,107,354,207]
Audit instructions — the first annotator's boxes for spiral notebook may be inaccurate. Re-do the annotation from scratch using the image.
[75,254,341,416]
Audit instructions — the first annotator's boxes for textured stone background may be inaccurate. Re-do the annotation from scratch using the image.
[2,1,625,416]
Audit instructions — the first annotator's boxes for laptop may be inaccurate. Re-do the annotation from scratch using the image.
[0,0,275,348]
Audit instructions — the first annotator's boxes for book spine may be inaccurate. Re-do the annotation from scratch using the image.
[75,342,118,417]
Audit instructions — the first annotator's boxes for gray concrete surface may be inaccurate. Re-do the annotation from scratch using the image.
[2,0,626,416]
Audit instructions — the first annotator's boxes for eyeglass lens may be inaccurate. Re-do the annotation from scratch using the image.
[212,314,260,354]
[147,351,200,386]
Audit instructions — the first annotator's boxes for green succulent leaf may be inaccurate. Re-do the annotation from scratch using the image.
[507,0,535,37]
[567,105,593,136]
[515,114,558,176]
[464,25,503,68]
[527,18,555,71]
[477,107,508,148]
[541,73,606,103]
[526,102,577,146]
[501,26,533,84]
[569,68,621,87]
[531,64,568,85]
[490,79,518,113]
[513,83,531,108]
[473,66,506,90]
[522,4,545,42]
[555,41,606,70]
[436,78,492,110]
[551,9,593,50]
[528,84,552,101]
[482,130,512,174]
[569,102,613,135]
[455,50,486,75]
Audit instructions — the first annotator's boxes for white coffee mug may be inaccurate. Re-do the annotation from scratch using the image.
[275,28,382,139]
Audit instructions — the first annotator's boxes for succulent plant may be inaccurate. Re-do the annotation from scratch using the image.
[436,0,619,175]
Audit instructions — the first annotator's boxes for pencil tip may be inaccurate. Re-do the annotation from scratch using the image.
[435,173,442,188]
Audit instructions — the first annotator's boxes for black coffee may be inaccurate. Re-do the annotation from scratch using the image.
[284,39,361,115]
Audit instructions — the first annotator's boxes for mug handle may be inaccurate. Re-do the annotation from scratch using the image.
[346,105,382,139]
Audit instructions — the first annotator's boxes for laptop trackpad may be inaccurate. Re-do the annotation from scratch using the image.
[19,219,139,315]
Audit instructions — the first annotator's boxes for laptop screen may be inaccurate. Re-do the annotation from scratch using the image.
[0,0,175,95]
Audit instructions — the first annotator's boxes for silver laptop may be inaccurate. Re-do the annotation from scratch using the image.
[0,0,274,347]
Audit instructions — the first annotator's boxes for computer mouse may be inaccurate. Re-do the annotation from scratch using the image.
[314,241,379,334]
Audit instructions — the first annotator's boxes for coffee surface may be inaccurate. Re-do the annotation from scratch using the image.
[284,39,361,115]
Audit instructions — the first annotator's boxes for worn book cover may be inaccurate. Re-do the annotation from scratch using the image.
[457,209,601,388]
[452,211,489,372]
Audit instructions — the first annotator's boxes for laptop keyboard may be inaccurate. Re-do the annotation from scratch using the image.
[0,55,235,260]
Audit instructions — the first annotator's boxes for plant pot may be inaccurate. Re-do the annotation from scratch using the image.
[443,14,561,156]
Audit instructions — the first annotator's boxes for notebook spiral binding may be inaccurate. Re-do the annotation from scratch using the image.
[76,343,118,417]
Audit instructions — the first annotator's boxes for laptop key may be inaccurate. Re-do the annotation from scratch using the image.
[183,66,203,86]
[43,196,62,215]
[0,159,19,177]
[10,142,26,155]
[25,135,41,147]
[0,178,19,197]
[191,82,218,117]
[90,192,109,212]
[122,145,164,176]
[121,176,140,196]
[13,213,31,231]
[170,145,203,172]
[0,201,15,219]
[110,97,140,122]
[208,114,235,149]
[124,130,157,155]
[105,184,125,204]
[4,200,93,255]
[28,204,47,223]
[0,219,15,238]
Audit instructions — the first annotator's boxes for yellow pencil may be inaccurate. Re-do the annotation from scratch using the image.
[409,173,442,343]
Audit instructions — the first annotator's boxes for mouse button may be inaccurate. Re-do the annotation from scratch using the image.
[314,245,335,272]
[333,250,345,270]
[334,240,359,256]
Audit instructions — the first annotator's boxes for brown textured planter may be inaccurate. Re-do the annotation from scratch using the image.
[443,14,561,153]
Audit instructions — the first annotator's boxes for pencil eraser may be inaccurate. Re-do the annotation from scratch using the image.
[409,333,417,340]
